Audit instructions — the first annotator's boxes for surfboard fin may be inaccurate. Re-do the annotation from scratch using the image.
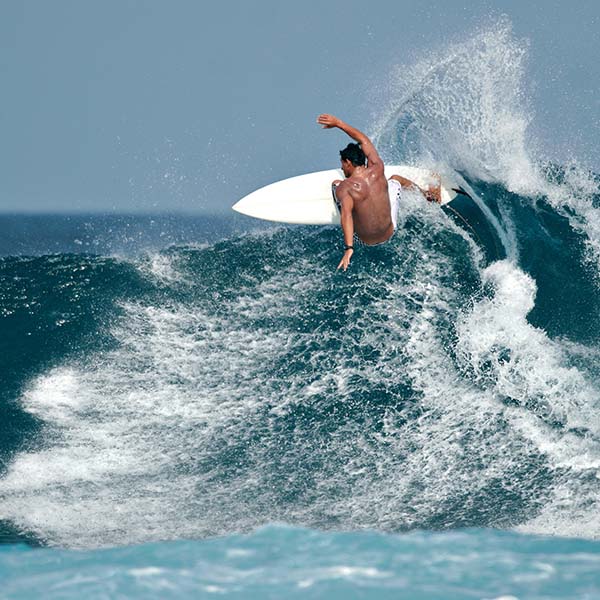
[451,187,473,200]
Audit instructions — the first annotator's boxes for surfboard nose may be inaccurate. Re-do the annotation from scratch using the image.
[233,170,342,224]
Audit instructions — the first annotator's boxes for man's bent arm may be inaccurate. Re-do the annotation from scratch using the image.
[317,114,383,170]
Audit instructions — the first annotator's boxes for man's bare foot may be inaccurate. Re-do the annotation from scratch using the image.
[425,173,442,203]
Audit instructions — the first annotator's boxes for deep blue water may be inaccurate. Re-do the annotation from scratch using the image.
[2,22,600,598]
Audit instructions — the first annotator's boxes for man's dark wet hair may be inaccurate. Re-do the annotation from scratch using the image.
[339,143,366,166]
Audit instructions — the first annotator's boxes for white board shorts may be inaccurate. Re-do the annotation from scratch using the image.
[388,178,402,231]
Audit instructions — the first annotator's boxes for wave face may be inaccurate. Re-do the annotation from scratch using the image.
[1,21,600,550]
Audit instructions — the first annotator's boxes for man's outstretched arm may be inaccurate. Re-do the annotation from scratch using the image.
[317,114,383,171]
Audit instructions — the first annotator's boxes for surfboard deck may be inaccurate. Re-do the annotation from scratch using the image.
[232,166,461,225]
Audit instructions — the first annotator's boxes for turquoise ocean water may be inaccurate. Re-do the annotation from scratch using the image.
[1,22,600,599]
[2,526,600,599]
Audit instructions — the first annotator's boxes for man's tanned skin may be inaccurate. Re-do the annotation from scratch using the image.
[317,114,392,270]
[317,114,440,270]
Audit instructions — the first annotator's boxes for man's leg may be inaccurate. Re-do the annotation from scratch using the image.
[389,174,442,203]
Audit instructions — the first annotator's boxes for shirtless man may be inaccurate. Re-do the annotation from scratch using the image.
[317,114,440,270]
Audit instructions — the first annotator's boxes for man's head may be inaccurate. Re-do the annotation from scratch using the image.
[339,143,366,177]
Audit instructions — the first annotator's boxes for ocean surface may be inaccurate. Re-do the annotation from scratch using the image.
[2,21,600,599]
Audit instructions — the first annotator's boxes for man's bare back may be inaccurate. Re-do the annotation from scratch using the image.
[317,113,440,270]
[335,169,394,245]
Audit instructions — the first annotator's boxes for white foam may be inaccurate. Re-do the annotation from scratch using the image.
[0,249,334,546]
[374,19,600,270]
[374,20,541,194]
[367,19,600,540]
[455,261,600,537]
[297,565,390,588]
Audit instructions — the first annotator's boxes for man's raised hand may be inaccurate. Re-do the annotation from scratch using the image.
[317,114,341,129]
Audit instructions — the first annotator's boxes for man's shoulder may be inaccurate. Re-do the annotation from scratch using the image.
[335,179,352,194]
[367,162,386,177]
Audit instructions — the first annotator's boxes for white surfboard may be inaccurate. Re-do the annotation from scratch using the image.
[232,166,461,225]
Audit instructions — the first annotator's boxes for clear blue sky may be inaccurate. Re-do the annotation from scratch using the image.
[2,0,599,213]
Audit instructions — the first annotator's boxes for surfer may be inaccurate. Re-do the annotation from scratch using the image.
[317,114,441,270]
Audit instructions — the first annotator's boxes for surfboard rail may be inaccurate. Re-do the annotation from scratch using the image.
[232,165,461,225]
[232,165,505,263]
